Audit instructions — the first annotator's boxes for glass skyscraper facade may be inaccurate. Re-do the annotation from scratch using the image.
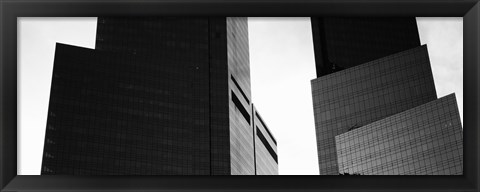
[310,17,463,175]
[312,45,437,175]
[41,17,277,175]
[311,18,424,175]
[310,17,421,77]
[336,94,463,175]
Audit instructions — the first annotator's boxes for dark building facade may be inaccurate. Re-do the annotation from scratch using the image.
[41,17,277,175]
[335,94,463,175]
[311,45,437,175]
[311,17,420,77]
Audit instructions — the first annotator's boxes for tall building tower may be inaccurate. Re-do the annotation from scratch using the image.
[336,93,463,175]
[41,17,278,175]
[311,17,420,77]
[310,17,463,175]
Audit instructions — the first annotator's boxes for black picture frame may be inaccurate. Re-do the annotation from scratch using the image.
[1,0,478,191]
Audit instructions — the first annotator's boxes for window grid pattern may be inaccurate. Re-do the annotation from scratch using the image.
[43,42,211,175]
[335,94,463,175]
[42,17,255,175]
[207,18,232,175]
[311,45,437,175]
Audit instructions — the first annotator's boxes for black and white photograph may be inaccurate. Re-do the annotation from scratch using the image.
[17,17,463,175]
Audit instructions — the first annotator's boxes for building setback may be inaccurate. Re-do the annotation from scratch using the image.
[311,45,437,175]
[311,17,463,175]
[41,17,277,175]
[335,94,463,175]
[311,18,424,175]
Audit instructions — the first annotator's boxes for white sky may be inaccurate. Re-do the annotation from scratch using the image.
[17,17,463,175]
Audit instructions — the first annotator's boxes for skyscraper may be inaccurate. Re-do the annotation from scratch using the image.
[310,17,463,175]
[312,44,437,175]
[41,17,277,175]
[336,94,463,175]
[311,17,420,77]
